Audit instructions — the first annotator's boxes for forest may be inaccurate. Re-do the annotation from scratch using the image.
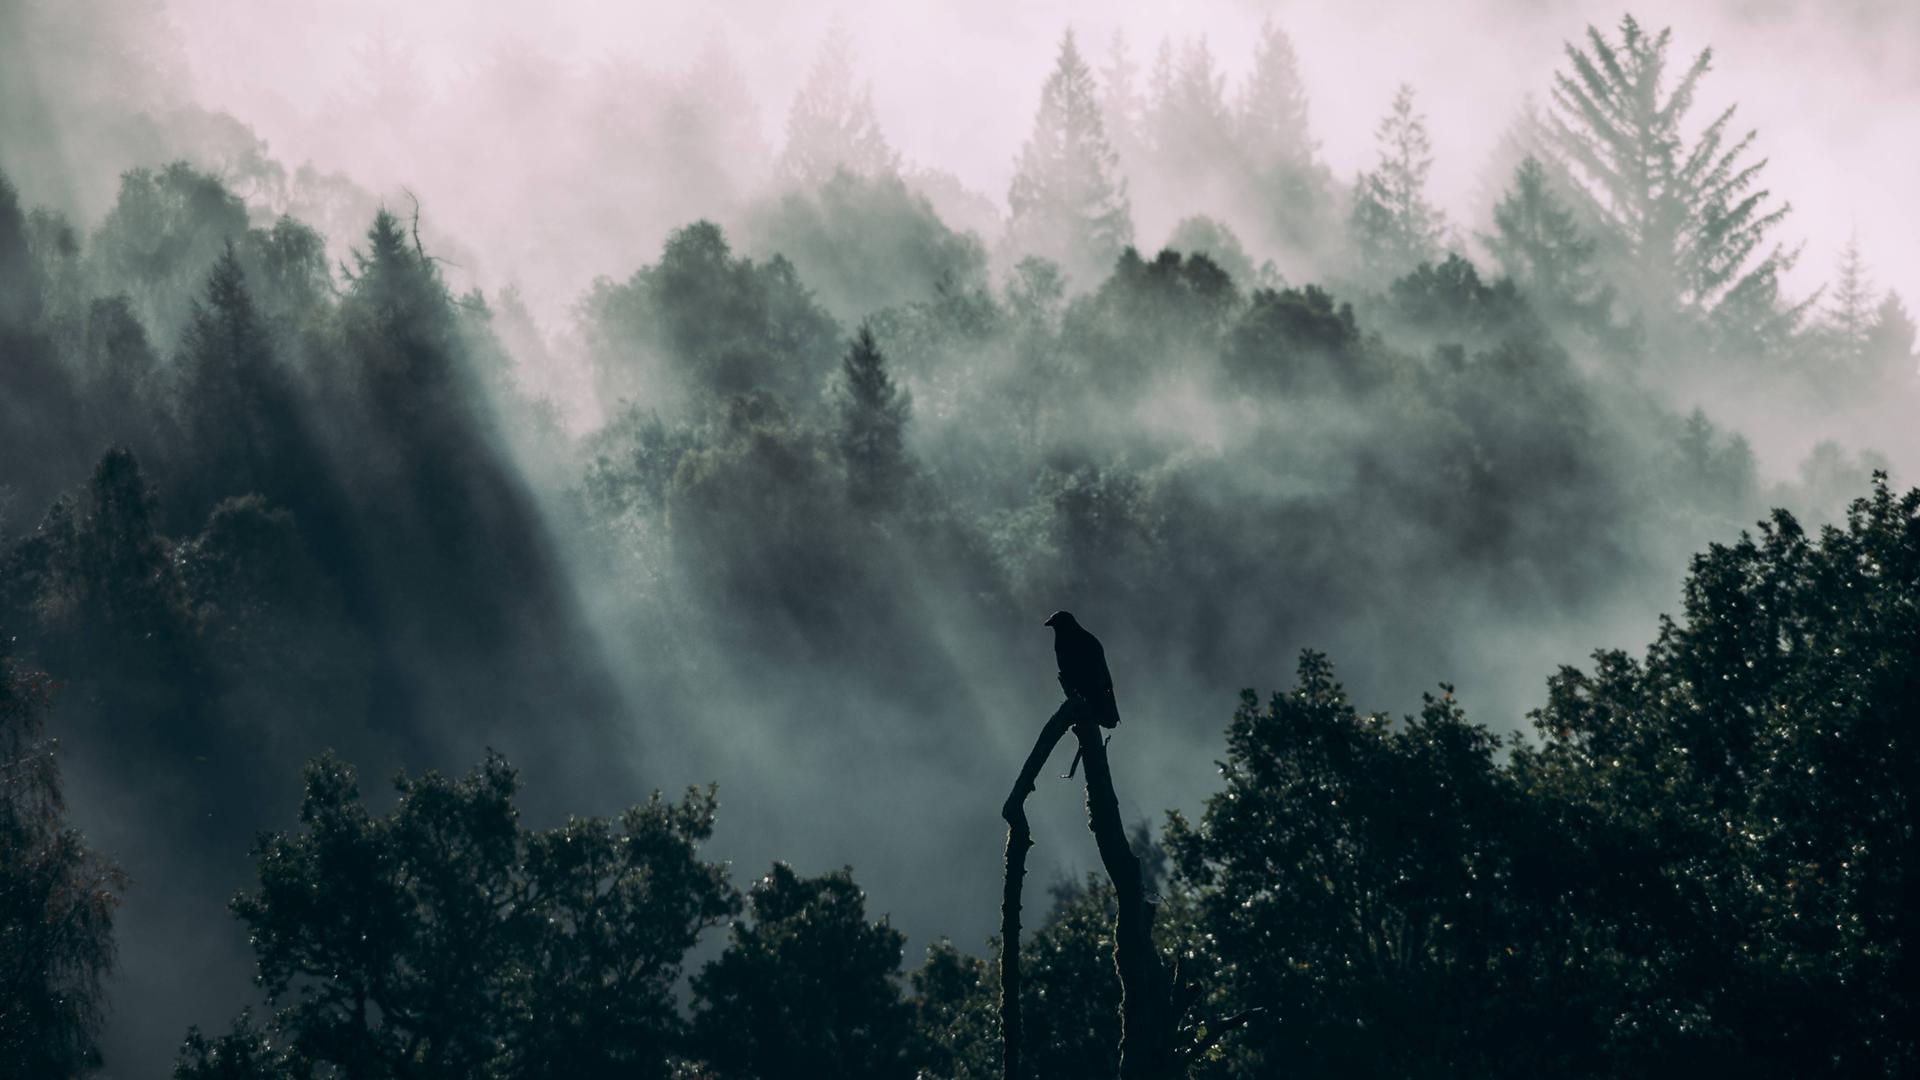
[2,1,1918,1077]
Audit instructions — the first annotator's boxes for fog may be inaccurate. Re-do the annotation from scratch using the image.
[2,0,1916,1074]
[150,0,1920,320]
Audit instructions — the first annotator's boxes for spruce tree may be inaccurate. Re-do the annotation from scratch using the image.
[836,323,912,511]
[1549,15,1792,320]
[1144,37,1234,189]
[1823,235,1874,371]
[1865,292,1918,385]
[1007,30,1133,285]
[780,20,898,186]
[1484,156,1607,321]
[1348,84,1447,277]
[1237,19,1332,252]
[1097,30,1145,171]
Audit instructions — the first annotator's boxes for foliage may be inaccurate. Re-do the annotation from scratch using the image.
[1548,16,1794,326]
[1349,85,1447,279]
[184,753,737,1080]
[1008,31,1133,285]
[689,864,914,1080]
[0,651,124,1079]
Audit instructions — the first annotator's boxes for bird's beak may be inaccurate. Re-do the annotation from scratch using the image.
[1042,615,1057,627]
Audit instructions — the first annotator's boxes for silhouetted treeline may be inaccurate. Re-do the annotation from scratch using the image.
[145,476,1920,1078]
[2,7,1918,1076]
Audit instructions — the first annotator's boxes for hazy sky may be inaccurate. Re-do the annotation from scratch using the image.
[159,0,1919,313]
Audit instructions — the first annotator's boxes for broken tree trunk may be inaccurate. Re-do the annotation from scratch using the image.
[1000,702,1076,1080]
[1000,699,1177,1080]
[1070,711,1175,1079]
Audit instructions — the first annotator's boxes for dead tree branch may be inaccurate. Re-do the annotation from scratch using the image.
[999,702,1076,1080]
[1070,710,1175,1078]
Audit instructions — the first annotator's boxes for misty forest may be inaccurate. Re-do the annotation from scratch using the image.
[3,0,1919,1077]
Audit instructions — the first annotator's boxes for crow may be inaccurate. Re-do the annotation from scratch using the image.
[1045,611,1119,777]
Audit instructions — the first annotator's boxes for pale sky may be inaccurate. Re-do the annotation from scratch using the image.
[162,0,1919,319]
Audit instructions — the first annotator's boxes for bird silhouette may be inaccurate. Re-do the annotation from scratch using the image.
[1045,611,1119,777]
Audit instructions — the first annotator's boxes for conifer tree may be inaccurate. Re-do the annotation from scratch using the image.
[1144,37,1234,188]
[1549,15,1792,320]
[780,20,898,186]
[1865,292,1918,385]
[1097,30,1145,171]
[836,323,912,511]
[1237,19,1332,251]
[1348,84,1447,276]
[1823,235,1874,370]
[1484,156,1608,321]
[172,243,302,520]
[1007,30,1133,285]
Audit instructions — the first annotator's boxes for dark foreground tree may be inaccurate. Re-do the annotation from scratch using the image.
[1167,476,1920,1078]
[178,754,737,1080]
[688,863,915,1080]
[1,650,124,1078]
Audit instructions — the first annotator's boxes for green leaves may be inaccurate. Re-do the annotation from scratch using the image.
[209,754,738,1080]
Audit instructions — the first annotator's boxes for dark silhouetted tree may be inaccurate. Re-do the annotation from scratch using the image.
[168,243,306,523]
[183,752,736,1080]
[1164,215,1258,288]
[0,652,124,1078]
[689,864,914,1080]
[836,323,912,510]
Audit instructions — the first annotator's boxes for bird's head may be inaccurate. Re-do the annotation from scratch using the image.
[1044,610,1078,630]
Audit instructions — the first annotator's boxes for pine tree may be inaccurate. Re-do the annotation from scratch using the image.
[1549,15,1792,319]
[1824,235,1874,370]
[1144,37,1234,188]
[836,323,912,511]
[779,20,898,186]
[1236,19,1330,250]
[1483,156,1607,320]
[1349,84,1447,277]
[1865,292,1918,386]
[1097,30,1145,170]
[1007,30,1133,284]
[1238,20,1316,177]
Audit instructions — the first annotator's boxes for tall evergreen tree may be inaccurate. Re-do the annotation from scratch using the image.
[1822,235,1874,371]
[1549,15,1793,321]
[779,20,898,186]
[836,323,912,511]
[1096,30,1145,172]
[1865,292,1918,385]
[170,244,303,523]
[1007,30,1132,285]
[1144,37,1235,189]
[1483,156,1609,322]
[1349,84,1447,277]
[1236,18,1330,251]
